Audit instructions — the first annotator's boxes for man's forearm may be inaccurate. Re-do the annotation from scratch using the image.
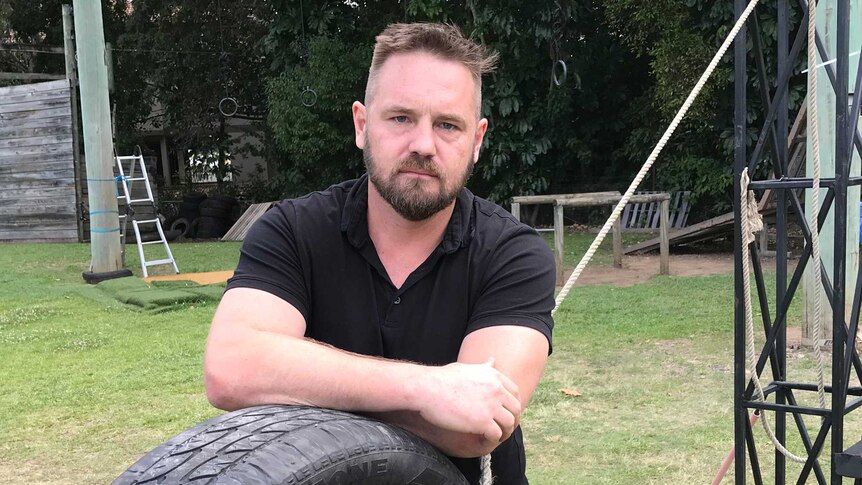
[205,289,522,454]
[205,326,425,413]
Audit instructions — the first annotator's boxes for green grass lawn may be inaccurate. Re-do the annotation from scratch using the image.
[0,235,854,484]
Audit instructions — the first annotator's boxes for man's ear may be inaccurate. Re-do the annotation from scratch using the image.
[352,101,367,149]
[472,117,489,163]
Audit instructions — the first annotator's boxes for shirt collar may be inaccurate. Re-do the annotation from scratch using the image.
[341,173,474,253]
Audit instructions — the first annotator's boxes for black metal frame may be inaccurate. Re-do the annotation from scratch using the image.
[734,0,862,483]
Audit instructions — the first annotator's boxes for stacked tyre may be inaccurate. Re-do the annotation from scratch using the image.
[170,192,208,238]
[196,195,238,239]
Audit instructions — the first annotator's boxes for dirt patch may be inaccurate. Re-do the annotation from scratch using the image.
[567,253,736,287]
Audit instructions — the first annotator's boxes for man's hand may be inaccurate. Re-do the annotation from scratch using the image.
[414,358,521,444]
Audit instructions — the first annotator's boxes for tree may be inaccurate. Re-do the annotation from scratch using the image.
[114,0,275,188]
[603,0,805,217]
[263,0,654,205]
[0,1,128,82]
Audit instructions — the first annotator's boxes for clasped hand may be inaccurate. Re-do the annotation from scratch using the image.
[417,358,522,445]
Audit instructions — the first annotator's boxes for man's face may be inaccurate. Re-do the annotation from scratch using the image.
[352,52,488,221]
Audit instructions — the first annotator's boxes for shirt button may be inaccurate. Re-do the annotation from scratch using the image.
[393,297,401,305]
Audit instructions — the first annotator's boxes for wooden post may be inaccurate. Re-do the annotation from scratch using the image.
[160,136,172,187]
[511,201,520,221]
[63,4,85,242]
[554,204,564,285]
[613,218,623,268]
[73,0,130,282]
[660,198,670,275]
[177,150,187,183]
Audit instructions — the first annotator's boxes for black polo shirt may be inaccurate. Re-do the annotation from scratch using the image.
[227,175,555,484]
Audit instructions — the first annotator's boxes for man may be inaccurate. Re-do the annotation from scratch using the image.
[204,23,555,484]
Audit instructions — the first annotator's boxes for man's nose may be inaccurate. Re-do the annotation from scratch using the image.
[408,120,436,157]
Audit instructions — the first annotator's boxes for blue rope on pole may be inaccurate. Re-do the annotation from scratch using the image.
[90,227,121,233]
[88,210,119,215]
[87,175,129,182]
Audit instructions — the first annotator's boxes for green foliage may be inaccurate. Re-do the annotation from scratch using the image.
[266,35,371,197]
[603,0,806,220]
[0,0,809,218]
[262,0,653,204]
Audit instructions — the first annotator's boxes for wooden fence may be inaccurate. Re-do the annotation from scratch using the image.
[0,80,77,242]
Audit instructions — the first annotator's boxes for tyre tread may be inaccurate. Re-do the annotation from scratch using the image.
[114,405,466,485]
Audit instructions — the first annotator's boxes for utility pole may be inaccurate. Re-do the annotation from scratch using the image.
[74,1,131,283]
[803,0,861,345]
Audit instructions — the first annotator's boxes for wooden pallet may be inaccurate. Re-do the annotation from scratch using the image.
[621,190,691,230]
[221,202,276,241]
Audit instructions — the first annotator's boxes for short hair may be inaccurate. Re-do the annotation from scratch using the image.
[364,23,498,117]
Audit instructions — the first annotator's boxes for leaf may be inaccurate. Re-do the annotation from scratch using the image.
[559,388,582,397]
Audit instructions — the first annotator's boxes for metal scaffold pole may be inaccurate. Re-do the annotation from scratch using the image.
[732,0,862,483]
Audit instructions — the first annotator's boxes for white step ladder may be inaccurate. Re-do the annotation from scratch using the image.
[115,149,179,278]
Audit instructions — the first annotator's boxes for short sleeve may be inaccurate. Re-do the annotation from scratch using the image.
[467,226,556,353]
[226,202,311,321]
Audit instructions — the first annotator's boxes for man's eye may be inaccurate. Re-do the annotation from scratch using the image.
[439,122,457,131]
[393,116,409,123]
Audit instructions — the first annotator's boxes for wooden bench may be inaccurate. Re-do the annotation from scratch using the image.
[511,192,671,284]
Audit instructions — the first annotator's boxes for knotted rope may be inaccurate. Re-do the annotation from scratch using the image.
[740,169,807,463]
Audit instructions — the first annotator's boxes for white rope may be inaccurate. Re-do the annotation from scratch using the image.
[480,454,492,484]
[552,0,763,315]
[741,169,807,463]
[805,0,828,411]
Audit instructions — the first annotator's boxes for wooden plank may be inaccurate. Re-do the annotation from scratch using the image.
[0,115,74,131]
[0,178,75,191]
[0,80,68,95]
[0,225,77,234]
[0,158,74,173]
[624,212,736,255]
[621,202,633,229]
[0,213,78,224]
[222,202,276,241]
[0,124,71,141]
[0,235,78,243]
[0,142,73,159]
[0,204,75,216]
[0,167,73,181]
[0,72,65,81]
[0,185,77,199]
[0,224,78,236]
[0,89,70,108]
[0,232,78,242]
[556,193,670,208]
[512,191,620,205]
[0,195,76,209]
[0,106,72,124]
[510,202,520,221]
[0,134,73,150]
[0,97,70,115]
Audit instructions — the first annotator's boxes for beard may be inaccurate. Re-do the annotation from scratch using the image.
[364,140,474,222]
